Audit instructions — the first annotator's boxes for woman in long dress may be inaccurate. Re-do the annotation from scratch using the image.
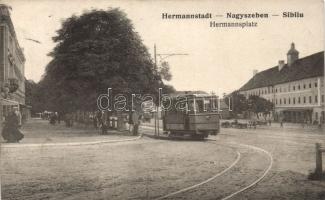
[2,110,24,143]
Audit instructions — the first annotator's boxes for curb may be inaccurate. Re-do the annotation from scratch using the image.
[0,135,143,148]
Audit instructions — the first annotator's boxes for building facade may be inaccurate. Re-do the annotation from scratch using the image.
[239,43,324,124]
[0,4,26,121]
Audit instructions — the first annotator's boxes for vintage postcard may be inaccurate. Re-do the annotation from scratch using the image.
[0,0,324,199]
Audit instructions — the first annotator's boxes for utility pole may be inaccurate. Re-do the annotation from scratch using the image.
[153,44,188,136]
[154,44,157,71]
[154,44,158,136]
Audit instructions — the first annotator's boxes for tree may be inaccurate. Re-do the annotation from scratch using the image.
[224,90,248,117]
[25,79,47,115]
[40,8,170,113]
[247,95,274,119]
[158,61,172,81]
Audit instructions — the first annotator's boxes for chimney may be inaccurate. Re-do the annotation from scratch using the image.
[278,60,285,71]
[253,69,258,77]
[287,42,299,66]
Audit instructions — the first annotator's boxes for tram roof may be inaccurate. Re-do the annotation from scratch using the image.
[168,91,217,99]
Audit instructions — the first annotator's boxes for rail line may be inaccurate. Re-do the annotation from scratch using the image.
[153,150,241,200]
[219,141,273,200]
[149,136,273,200]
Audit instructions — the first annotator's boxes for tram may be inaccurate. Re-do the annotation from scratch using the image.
[162,91,220,139]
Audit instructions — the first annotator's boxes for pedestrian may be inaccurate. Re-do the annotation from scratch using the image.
[100,111,108,135]
[268,118,272,126]
[49,112,57,125]
[131,111,141,136]
[1,108,24,143]
[280,118,284,127]
[64,113,72,127]
[302,118,306,128]
[57,112,61,124]
[92,113,97,129]
[96,111,102,129]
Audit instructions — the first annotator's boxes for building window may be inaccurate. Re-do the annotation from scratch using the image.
[298,85,300,90]
[322,95,324,103]
[309,83,312,88]
[276,99,278,105]
[288,98,291,104]
[315,112,318,120]
[309,96,312,103]
[315,95,318,103]
[315,82,318,87]
[293,97,295,104]
[304,96,306,103]
[303,84,306,89]
[298,97,300,104]
[284,98,286,104]
[280,99,282,104]
[275,88,277,93]
[293,86,295,91]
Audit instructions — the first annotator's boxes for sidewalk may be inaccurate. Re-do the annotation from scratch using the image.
[0,118,137,144]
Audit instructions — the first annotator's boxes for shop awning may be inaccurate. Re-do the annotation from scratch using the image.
[0,98,19,106]
[283,108,313,112]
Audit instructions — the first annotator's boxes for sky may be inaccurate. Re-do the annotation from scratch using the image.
[1,0,324,96]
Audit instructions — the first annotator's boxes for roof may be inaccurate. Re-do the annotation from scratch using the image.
[169,91,212,98]
[240,51,324,91]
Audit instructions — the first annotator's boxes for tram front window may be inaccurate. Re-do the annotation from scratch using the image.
[196,99,205,113]
[188,99,205,113]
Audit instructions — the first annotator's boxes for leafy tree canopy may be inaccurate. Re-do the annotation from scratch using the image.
[39,8,173,113]
[247,95,274,118]
[224,90,248,115]
[224,91,273,119]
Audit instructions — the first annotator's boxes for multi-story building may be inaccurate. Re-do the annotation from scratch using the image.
[239,43,324,124]
[0,4,26,121]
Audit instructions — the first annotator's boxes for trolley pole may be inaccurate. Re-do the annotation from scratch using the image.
[153,44,188,137]
[154,44,159,136]
[154,44,157,136]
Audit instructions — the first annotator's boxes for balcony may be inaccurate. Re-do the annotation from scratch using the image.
[8,78,19,93]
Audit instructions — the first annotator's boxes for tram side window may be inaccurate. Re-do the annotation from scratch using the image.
[196,99,205,113]
[210,98,218,112]
[188,100,195,114]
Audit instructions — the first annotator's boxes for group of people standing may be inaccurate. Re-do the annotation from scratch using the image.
[49,112,61,125]
[1,107,24,143]
[91,110,142,136]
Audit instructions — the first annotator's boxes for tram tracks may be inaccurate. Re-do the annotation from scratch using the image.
[147,135,273,200]
[218,141,274,200]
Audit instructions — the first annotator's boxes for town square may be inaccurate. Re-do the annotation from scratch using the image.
[0,0,324,199]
